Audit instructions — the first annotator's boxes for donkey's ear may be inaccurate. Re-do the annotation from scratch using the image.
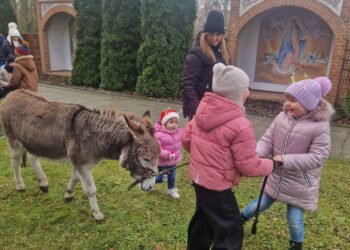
[141,111,155,135]
[142,111,151,118]
[123,115,144,139]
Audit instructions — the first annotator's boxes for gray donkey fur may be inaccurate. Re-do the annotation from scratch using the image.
[0,89,160,221]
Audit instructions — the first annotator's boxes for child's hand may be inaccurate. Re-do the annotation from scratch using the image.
[170,154,176,161]
[0,80,9,87]
[273,155,283,163]
[273,155,283,169]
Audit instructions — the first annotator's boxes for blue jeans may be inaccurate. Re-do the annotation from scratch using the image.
[155,165,176,189]
[242,193,304,242]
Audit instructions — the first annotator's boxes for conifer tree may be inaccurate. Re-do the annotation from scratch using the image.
[345,93,350,119]
[0,0,17,35]
[136,0,196,98]
[71,0,102,87]
[100,0,141,91]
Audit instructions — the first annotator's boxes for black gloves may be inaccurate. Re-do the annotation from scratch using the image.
[183,98,198,120]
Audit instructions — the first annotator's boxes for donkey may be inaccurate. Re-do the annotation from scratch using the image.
[0,89,160,221]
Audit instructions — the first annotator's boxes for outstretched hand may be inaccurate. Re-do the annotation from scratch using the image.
[273,155,283,163]
[0,80,9,87]
[183,99,198,120]
[273,155,283,169]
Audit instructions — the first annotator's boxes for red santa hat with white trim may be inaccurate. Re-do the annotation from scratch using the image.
[160,109,179,126]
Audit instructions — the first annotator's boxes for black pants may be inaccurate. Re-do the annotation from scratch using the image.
[187,183,244,250]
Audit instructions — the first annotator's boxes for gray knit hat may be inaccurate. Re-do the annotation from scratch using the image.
[285,77,332,111]
[212,63,250,106]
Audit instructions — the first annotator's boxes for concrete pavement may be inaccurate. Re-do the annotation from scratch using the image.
[38,83,350,160]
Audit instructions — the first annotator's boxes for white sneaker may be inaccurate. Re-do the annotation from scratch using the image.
[168,188,180,199]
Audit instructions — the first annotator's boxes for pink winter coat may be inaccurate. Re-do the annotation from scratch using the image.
[181,92,273,191]
[257,99,334,211]
[155,121,183,166]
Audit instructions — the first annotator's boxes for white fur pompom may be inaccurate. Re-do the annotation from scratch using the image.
[8,22,17,29]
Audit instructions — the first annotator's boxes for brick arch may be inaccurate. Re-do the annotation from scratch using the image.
[228,0,348,105]
[42,5,76,31]
[39,5,76,74]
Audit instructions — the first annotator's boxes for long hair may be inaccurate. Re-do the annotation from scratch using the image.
[199,32,230,64]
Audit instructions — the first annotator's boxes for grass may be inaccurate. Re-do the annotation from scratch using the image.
[0,138,349,250]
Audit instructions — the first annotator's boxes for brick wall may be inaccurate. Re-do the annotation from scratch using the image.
[35,1,76,78]
[22,34,42,74]
[228,0,350,106]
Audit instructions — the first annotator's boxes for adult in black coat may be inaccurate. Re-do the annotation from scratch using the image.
[0,39,15,66]
[0,22,22,68]
[181,10,230,119]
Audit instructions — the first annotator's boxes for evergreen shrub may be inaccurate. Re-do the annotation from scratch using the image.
[100,0,141,91]
[344,92,350,119]
[0,0,17,35]
[71,0,102,87]
[136,0,196,98]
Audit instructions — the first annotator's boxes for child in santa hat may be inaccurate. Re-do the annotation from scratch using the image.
[154,109,182,199]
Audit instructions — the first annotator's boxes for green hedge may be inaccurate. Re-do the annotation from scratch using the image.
[136,0,196,98]
[71,0,102,87]
[0,0,17,35]
[100,0,141,91]
[344,92,350,119]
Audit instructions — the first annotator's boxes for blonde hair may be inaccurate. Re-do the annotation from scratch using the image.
[200,32,230,64]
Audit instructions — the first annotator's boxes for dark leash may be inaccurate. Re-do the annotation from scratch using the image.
[251,160,282,234]
[157,161,189,175]
[127,161,189,191]
[251,175,268,235]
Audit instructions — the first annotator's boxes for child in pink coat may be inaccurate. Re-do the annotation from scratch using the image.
[181,63,273,249]
[154,109,182,199]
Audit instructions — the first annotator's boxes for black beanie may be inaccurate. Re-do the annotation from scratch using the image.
[203,10,225,34]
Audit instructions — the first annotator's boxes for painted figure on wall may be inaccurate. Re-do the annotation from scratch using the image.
[277,19,306,75]
[254,8,332,85]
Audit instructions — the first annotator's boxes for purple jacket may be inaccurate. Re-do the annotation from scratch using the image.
[154,121,182,167]
[257,99,334,211]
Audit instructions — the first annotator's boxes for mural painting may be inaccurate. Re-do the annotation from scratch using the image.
[254,9,333,84]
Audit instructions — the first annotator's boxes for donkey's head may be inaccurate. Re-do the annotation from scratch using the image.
[119,111,160,191]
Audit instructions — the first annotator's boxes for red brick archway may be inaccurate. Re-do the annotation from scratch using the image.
[36,4,77,74]
[228,0,349,105]
[42,5,76,31]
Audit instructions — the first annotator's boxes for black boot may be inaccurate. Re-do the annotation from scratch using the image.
[289,240,302,250]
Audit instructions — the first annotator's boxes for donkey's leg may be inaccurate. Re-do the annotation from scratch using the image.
[76,166,104,221]
[64,168,80,201]
[9,143,26,191]
[27,153,48,192]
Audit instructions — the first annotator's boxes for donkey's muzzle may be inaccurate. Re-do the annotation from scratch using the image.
[140,177,155,191]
